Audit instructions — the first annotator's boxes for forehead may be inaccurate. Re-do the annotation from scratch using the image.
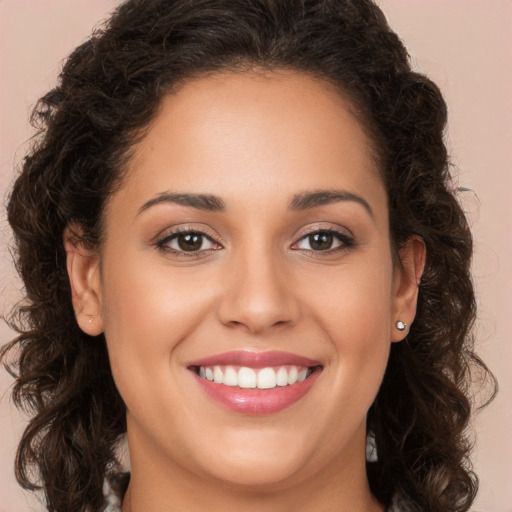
[111,70,386,221]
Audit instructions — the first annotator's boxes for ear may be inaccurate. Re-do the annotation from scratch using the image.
[64,227,103,336]
[390,236,426,342]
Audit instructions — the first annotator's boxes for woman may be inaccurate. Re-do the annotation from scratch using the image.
[1,0,495,511]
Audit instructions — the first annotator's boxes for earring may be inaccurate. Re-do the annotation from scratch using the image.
[395,320,407,331]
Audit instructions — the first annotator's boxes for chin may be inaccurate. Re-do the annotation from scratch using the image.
[191,430,313,489]
[204,457,306,490]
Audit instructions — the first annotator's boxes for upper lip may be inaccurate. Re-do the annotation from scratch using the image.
[188,350,322,369]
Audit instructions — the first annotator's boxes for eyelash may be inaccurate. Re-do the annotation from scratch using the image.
[155,227,221,257]
[292,227,355,254]
[154,227,355,257]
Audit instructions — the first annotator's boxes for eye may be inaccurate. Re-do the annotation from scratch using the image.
[156,229,221,254]
[293,229,354,252]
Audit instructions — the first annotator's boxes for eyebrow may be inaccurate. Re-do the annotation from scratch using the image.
[138,192,226,214]
[138,188,373,218]
[289,190,374,218]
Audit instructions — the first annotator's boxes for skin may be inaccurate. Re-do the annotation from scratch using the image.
[66,70,425,511]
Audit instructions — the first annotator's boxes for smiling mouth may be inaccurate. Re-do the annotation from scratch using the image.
[191,364,318,389]
[187,351,323,414]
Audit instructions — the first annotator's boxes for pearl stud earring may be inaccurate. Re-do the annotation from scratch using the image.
[396,320,407,331]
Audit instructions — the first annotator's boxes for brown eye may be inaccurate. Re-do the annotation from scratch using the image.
[308,232,334,251]
[293,229,354,253]
[177,233,204,251]
[157,230,219,254]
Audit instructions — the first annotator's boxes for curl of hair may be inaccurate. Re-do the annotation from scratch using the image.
[2,1,496,511]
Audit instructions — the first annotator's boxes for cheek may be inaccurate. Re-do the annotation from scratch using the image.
[99,254,216,383]
[303,254,394,399]
[326,298,391,399]
[306,254,393,343]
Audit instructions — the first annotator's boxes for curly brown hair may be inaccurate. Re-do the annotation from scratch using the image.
[1,0,496,511]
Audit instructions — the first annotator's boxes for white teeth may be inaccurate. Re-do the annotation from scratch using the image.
[238,367,257,388]
[257,367,277,389]
[297,368,308,382]
[276,366,289,387]
[196,364,314,389]
[287,366,298,385]
[213,366,223,384]
[223,367,238,387]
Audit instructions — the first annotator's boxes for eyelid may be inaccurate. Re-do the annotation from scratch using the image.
[152,223,355,257]
[154,225,223,255]
[290,225,356,253]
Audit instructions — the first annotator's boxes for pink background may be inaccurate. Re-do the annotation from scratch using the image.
[1,1,511,510]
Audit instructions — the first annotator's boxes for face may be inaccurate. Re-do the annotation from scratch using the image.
[68,70,423,493]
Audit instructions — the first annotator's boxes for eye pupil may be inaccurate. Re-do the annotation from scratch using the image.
[309,232,333,251]
[178,233,203,251]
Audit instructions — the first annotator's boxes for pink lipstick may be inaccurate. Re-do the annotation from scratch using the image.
[188,351,322,414]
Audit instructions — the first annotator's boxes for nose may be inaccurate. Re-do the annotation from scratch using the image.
[217,248,300,334]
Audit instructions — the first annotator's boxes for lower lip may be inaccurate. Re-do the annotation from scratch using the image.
[192,369,321,415]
